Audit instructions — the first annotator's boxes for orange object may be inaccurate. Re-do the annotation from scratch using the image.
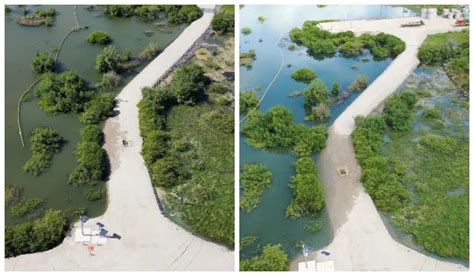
[87,244,95,254]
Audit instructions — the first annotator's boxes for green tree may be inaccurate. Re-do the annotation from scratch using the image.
[242,106,297,149]
[240,244,289,271]
[5,210,68,257]
[286,157,325,218]
[86,31,112,44]
[32,52,55,74]
[240,91,259,115]
[303,78,329,112]
[212,5,234,33]
[170,64,207,105]
[383,91,417,132]
[291,68,316,83]
[95,46,122,73]
[35,71,93,114]
[79,93,116,124]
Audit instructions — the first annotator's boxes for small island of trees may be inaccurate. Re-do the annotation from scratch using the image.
[290,20,405,60]
[291,68,316,83]
[87,31,112,44]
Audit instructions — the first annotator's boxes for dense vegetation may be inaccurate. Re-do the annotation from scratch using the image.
[242,106,327,156]
[23,127,64,176]
[240,244,289,271]
[95,46,133,73]
[352,115,410,213]
[34,71,93,114]
[286,157,325,218]
[353,80,469,260]
[240,91,259,115]
[87,31,112,44]
[32,52,55,74]
[79,93,116,124]
[138,39,234,247]
[103,5,202,24]
[291,68,316,83]
[5,210,68,257]
[240,163,272,212]
[290,20,405,60]
[418,30,469,92]
[68,125,107,186]
[212,5,234,34]
[382,91,417,131]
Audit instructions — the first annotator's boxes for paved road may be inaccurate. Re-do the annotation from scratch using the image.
[6,7,234,271]
[291,17,468,271]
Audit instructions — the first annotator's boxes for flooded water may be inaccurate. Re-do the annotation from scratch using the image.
[239,5,417,260]
[5,5,186,225]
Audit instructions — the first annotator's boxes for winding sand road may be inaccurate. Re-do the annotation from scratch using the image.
[6,6,234,271]
[290,17,468,271]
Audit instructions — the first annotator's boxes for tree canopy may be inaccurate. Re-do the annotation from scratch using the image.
[32,52,55,74]
[35,71,93,114]
[291,68,316,83]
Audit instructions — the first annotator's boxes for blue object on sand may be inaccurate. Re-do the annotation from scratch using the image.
[321,251,331,256]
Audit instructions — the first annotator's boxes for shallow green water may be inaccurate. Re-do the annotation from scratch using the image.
[239,5,417,260]
[5,5,185,225]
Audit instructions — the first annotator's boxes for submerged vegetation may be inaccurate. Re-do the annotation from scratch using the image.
[291,68,316,83]
[138,33,234,247]
[240,244,289,271]
[240,49,256,69]
[86,31,112,44]
[353,69,469,260]
[290,20,405,60]
[240,163,272,212]
[23,127,64,176]
[348,74,368,92]
[418,30,469,93]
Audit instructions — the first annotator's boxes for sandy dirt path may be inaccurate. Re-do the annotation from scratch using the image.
[6,7,234,271]
[290,17,468,271]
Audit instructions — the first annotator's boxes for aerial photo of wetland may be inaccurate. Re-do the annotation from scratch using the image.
[238,4,469,271]
[5,4,235,271]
